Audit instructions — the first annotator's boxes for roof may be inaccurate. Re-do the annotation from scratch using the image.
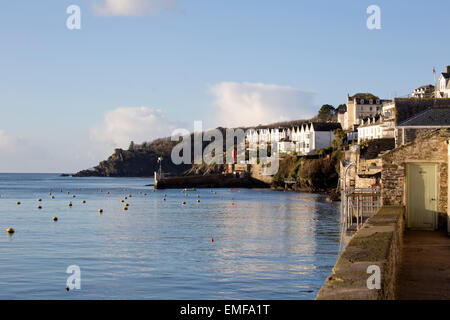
[361,138,396,160]
[415,84,435,90]
[398,107,450,127]
[393,98,450,124]
[348,93,380,101]
[310,122,342,131]
[358,115,383,128]
[441,73,450,79]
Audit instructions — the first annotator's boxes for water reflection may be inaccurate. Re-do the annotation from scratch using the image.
[0,174,340,299]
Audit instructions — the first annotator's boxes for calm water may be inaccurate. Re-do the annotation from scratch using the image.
[0,173,340,299]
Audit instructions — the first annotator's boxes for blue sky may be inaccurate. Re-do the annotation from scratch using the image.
[0,0,449,172]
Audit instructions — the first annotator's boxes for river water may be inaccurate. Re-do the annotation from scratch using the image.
[0,173,340,299]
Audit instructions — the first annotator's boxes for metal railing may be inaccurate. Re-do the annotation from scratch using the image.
[339,188,381,252]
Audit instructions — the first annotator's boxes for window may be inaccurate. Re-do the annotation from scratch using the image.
[369,99,373,104]
[361,99,365,104]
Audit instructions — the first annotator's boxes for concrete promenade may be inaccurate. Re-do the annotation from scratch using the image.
[396,230,450,300]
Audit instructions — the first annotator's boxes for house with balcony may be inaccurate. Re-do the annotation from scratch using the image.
[411,84,435,98]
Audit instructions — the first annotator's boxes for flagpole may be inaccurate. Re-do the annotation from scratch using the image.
[433,66,437,98]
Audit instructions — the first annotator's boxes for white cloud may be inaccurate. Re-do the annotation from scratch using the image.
[89,107,180,158]
[209,82,317,128]
[0,130,55,173]
[93,0,178,16]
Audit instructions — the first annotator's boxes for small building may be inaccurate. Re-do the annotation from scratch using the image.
[381,129,450,231]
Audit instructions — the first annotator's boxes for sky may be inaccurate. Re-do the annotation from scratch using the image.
[0,0,449,172]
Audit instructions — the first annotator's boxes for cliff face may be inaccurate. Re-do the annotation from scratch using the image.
[74,138,191,177]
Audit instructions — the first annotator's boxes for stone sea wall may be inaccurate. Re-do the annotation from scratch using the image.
[316,206,404,300]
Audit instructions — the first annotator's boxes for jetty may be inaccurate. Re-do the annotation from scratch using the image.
[153,172,270,190]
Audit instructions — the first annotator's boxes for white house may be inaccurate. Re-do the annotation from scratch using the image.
[358,118,380,142]
[436,66,450,98]
[292,122,341,155]
[259,128,271,144]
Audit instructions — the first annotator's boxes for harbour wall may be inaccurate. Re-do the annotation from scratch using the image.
[154,174,270,190]
[316,206,404,300]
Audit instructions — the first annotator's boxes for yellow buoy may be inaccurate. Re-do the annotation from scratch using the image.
[182,201,186,205]
[185,193,188,197]
[6,228,15,234]
[82,200,86,204]
[123,206,128,211]
[98,209,103,213]
[128,194,132,198]
[51,196,55,199]
[162,198,166,201]
[52,217,58,222]
[144,193,147,196]
[68,202,73,207]
[196,200,200,203]
[125,203,130,207]
[37,205,42,209]
[124,196,128,200]
[37,198,42,202]
[16,201,21,205]
[72,195,76,198]
[121,200,125,203]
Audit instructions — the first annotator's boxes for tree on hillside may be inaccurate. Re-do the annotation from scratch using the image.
[332,128,346,149]
[317,104,336,122]
[336,104,347,114]
[128,141,135,151]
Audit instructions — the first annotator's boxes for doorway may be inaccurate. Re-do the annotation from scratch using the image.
[406,163,438,230]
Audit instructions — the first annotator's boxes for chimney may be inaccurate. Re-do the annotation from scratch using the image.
[447,65,450,74]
